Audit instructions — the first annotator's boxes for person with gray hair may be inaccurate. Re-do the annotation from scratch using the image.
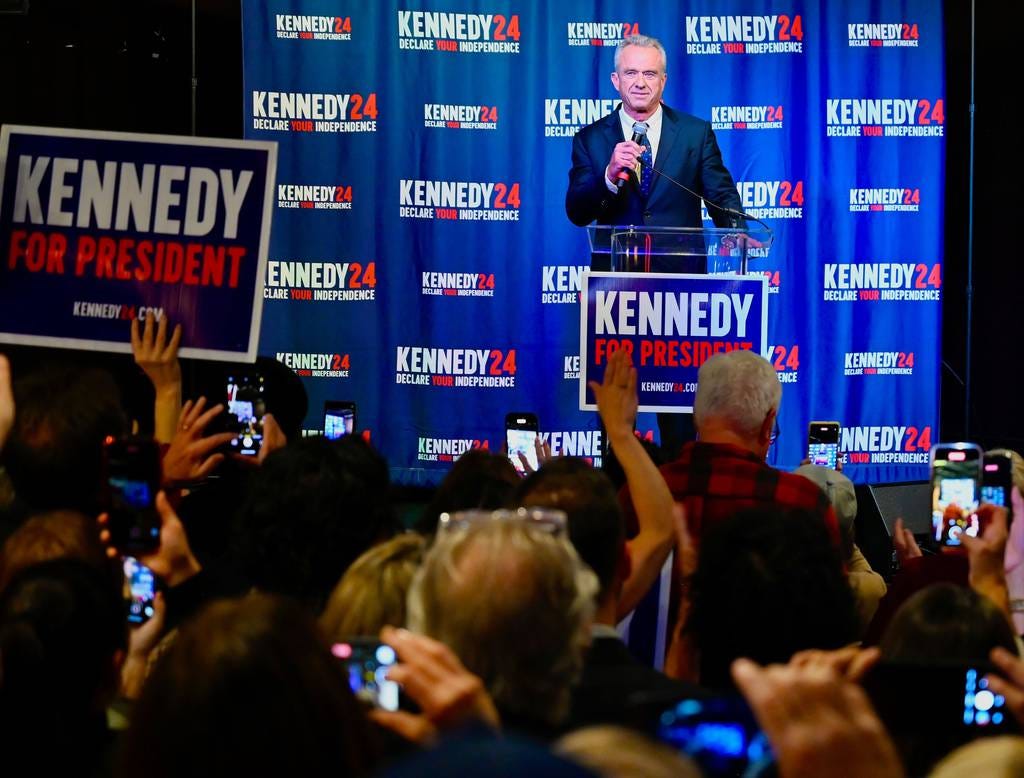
[406,513,599,739]
[622,349,838,552]
[565,32,742,240]
[693,348,782,447]
[613,32,667,71]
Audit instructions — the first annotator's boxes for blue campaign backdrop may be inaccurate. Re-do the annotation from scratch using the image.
[241,2,944,485]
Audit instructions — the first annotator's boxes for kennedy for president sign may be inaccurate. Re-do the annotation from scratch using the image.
[580,272,769,413]
[0,126,276,360]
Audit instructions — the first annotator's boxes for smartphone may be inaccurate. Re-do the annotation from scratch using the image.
[331,638,399,712]
[657,695,773,777]
[930,442,983,546]
[324,401,356,440]
[807,421,841,470]
[103,437,162,554]
[505,412,540,476]
[983,451,1014,523]
[863,661,1015,734]
[225,370,266,456]
[123,556,157,625]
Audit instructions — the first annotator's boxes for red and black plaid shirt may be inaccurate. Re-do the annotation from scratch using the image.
[625,441,839,544]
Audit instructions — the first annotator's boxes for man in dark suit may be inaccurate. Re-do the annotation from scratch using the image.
[565,33,743,252]
[512,452,700,733]
[565,34,745,456]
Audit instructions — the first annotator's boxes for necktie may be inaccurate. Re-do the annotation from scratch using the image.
[638,127,653,197]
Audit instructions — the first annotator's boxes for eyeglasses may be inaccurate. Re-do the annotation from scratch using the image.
[619,69,662,83]
[438,507,567,536]
[769,417,780,446]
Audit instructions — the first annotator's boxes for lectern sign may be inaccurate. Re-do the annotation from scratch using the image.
[580,272,769,413]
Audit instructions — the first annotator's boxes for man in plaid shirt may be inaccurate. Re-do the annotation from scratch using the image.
[624,349,838,545]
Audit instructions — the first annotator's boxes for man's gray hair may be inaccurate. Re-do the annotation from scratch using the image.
[615,34,667,73]
[693,350,782,438]
[407,520,598,727]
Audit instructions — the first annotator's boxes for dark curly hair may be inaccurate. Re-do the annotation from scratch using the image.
[230,435,397,611]
[512,457,625,602]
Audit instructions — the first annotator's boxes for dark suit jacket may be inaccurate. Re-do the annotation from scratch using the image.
[565,635,703,732]
[565,105,743,270]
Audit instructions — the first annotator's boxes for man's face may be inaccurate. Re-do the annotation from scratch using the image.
[611,45,667,118]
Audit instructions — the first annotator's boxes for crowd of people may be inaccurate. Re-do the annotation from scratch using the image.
[3,314,1024,777]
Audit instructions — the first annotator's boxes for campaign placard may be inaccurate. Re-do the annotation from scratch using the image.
[579,272,768,413]
[0,126,277,361]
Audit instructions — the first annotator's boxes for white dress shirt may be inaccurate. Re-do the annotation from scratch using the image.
[604,104,664,192]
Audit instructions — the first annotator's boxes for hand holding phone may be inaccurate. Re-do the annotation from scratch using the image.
[100,490,202,589]
[103,437,162,554]
[332,638,400,712]
[731,659,905,778]
[807,421,841,470]
[162,397,237,485]
[657,692,772,776]
[983,451,1015,524]
[505,412,539,476]
[370,625,501,743]
[324,401,356,440]
[123,556,158,624]
[931,443,983,546]
[862,660,1015,733]
[225,371,265,456]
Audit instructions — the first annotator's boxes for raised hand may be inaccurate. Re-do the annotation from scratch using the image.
[368,626,500,745]
[733,658,904,778]
[162,397,235,484]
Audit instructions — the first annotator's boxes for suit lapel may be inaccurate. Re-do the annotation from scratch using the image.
[601,108,625,152]
[648,105,681,206]
[600,108,642,196]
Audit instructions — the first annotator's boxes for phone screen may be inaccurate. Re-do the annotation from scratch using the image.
[324,403,356,440]
[507,428,539,475]
[657,696,773,776]
[981,485,1007,508]
[226,372,265,456]
[105,438,161,553]
[983,453,1014,522]
[807,422,840,470]
[931,444,982,546]
[963,668,1007,727]
[863,662,1013,734]
[332,640,399,712]
[123,556,156,625]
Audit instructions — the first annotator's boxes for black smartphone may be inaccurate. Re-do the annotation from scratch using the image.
[807,420,841,470]
[930,442,983,546]
[103,437,162,554]
[123,556,157,625]
[983,451,1014,523]
[863,661,1016,734]
[225,370,266,456]
[324,401,356,440]
[331,638,399,712]
[657,695,773,777]
[505,412,539,476]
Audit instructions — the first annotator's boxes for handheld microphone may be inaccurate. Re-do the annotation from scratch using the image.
[615,121,648,191]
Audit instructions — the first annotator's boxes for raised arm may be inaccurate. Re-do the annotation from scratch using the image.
[589,347,676,618]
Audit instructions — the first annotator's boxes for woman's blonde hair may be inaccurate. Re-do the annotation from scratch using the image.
[319,532,426,639]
